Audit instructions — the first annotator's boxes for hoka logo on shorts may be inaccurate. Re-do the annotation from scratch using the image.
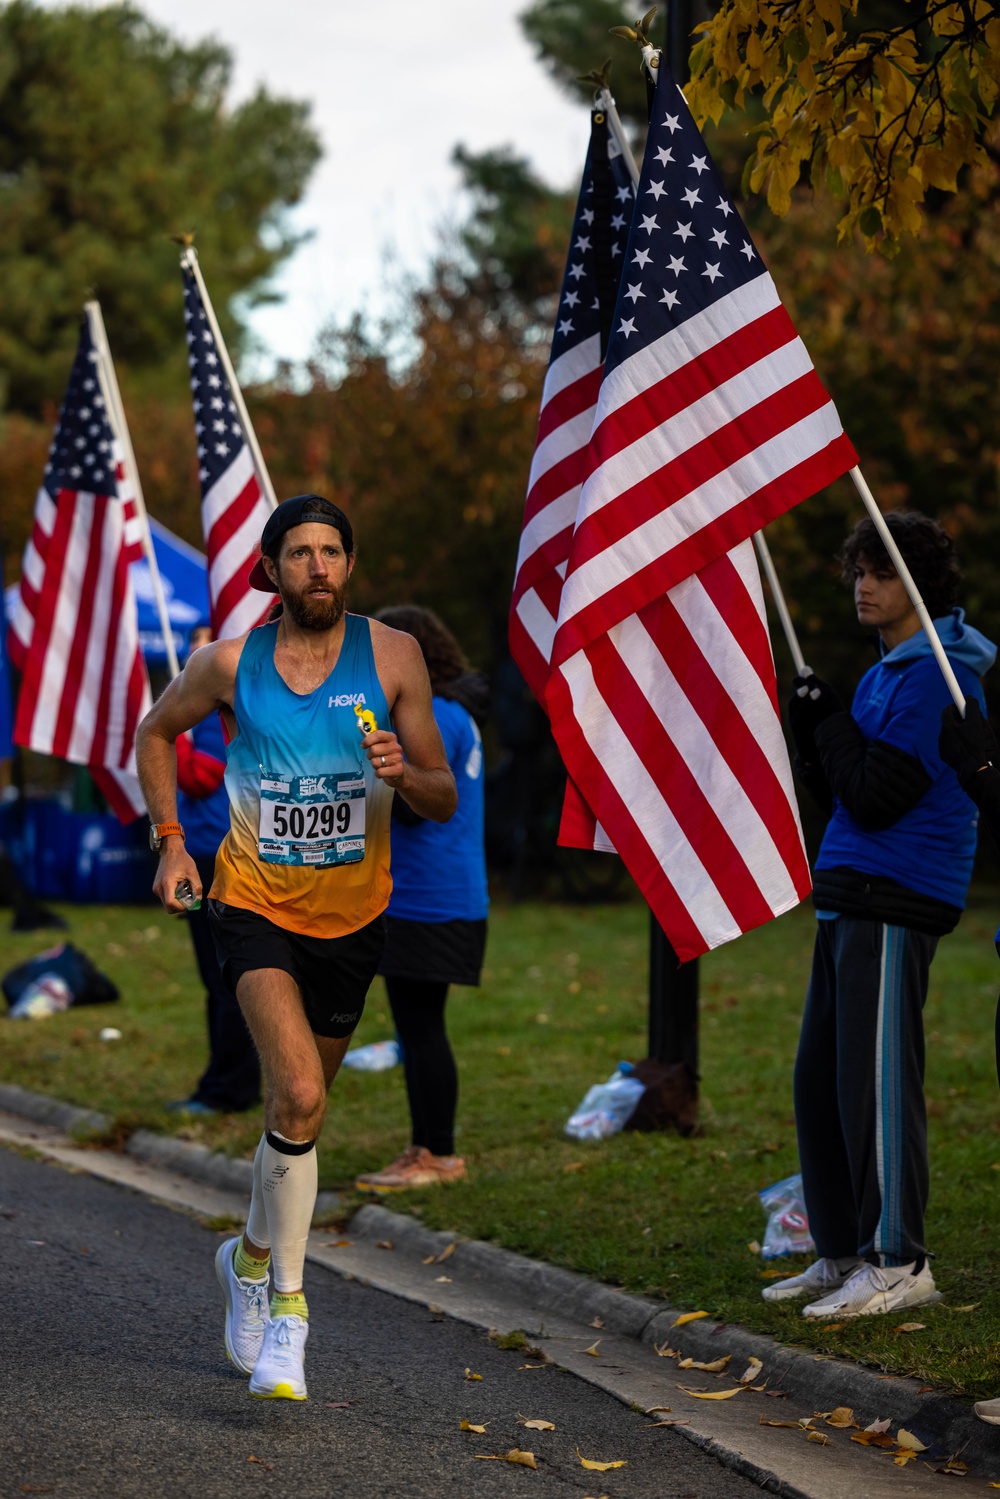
[329,691,367,709]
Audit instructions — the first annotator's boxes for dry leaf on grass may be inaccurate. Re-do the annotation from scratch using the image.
[562,1160,584,1172]
[825,1408,856,1429]
[518,1418,555,1432]
[894,1322,925,1334]
[747,1240,761,1255]
[582,1341,601,1357]
[678,1355,731,1372]
[460,1420,488,1434]
[739,1358,763,1385]
[436,1242,456,1264]
[672,1310,710,1326]
[375,1240,393,1251]
[577,1450,627,1471]
[464,1368,482,1381]
[821,1323,846,1332]
[474,1449,537,1468]
[678,1385,745,1401]
[759,1269,789,1278]
[948,1302,979,1313]
[807,1431,830,1445]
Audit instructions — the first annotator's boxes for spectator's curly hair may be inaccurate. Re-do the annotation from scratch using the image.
[838,510,961,619]
[375,605,468,692]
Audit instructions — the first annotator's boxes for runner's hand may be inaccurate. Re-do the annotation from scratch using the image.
[362,729,405,787]
[152,844,202,914]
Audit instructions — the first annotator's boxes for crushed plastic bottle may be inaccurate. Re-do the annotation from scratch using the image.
[759,1173,815,1259]
[341,1039,401,1071]
[8,973,72,1020]
[564,1062,646,1141]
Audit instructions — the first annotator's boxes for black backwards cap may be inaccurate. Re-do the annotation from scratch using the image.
[248,495,354,592]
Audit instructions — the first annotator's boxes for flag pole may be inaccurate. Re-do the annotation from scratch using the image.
[84,301,181,682]
[849,466,965,713]
[752,531,809,676]
[598,88,640,187]
[178,246,278,513]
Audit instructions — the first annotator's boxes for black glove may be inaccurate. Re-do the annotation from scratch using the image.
[939,698,999,786]
[786,673,843,764]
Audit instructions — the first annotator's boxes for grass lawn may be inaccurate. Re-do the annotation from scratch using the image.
[3,892,1000,1396]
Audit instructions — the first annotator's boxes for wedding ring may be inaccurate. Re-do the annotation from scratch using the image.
[380,755,386,767]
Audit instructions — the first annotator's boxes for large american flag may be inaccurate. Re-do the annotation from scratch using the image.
[510,105,637,705]
[8,318,151,822]
[542,62,858,960]
[182,265,272,639]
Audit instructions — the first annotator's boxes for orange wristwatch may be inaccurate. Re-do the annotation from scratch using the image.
[149,821,185,852]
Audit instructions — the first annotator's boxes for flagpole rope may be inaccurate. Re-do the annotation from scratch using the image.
[84,300,181,681]
[849,466,966,714]
[179,247,278,513]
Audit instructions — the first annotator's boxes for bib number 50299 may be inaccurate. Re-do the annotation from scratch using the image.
[270,802,353,839]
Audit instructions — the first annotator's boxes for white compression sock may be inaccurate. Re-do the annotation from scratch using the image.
[245,1133,271,1250]
[260,1130,318,1292]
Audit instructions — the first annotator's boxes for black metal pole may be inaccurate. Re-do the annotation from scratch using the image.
[647,0,700,1080]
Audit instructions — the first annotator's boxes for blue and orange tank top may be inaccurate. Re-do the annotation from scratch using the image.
[211,614,393,938]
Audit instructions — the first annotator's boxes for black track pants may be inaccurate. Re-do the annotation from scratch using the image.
[793,916,937,1267]
[385,978,457,1157]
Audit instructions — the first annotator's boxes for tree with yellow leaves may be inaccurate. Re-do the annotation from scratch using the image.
[685,0,1000,248]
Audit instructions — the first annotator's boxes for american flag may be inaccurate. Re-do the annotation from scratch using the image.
[509,105,637,705]
[543,61,858,960]
[182,265,272,639]
[8,317,151,822]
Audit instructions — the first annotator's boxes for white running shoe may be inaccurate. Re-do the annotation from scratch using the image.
[762,1256,864,1303]
[249,1314,309,1401]
[215,1237,270,1375]
[974,1398,1000,1425]
[801,1259,941,1319]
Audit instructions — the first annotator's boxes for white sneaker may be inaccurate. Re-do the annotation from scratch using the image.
[215,1236,270,1375]
[249,1314,309,1400]
[975,1398,1000,1425]
[801,1259,941,1319]
[762,1256,864,1303]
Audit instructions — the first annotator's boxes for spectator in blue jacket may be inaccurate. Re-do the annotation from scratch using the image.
[355,606,488,1192]
[168,624,261,1115]
[762,512,995,1320]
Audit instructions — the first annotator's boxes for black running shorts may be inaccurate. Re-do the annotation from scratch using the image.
[209,900,387,1039]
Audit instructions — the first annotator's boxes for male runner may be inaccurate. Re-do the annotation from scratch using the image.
[136,495,457,1401]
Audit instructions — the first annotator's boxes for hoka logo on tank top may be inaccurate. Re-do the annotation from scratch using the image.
[210,615,395,940]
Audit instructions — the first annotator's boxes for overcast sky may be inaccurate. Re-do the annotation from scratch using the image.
[51,0,592,369]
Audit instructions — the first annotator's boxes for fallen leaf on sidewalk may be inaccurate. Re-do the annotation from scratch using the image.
[578,1450,626,1471]
[672,1311,710,1326]
[436,1242,456,1264]
[763,1390,789,1399]
[759,1419,804,1430]
[319,1239,351,1249]
[645,1406,672,1415]
[807,1431,830,1445]
[434,1276,452,1283]
[894,1322,925,1334]
[474,1449,537,1468]
[247,1456,274,1470]
[678,1355,730,1372]
[464,1369,482,1381]
[459,1420,488,1433]
[647,1420,689,1428]
[824,1407,856,1428]
[652,1343,677,1358]
[851,1431,896,1450]
[739,1358,763,1385]
[517,1363,546,1370]
[422,1255,435,1265]
[375,1240,393,1251]
[893,1450,918,1466]
[582,1341,601,1357]
[678,1386,745,1401]
[895,1429,927,1452]
[865,1418,891,1432]
[518,1419,555,1431]
[590,1317,604,1329]
[931,1458,969,1475]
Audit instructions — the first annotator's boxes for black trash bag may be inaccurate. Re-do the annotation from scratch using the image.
[623,1059,700,1138]
[2,943,119,1010]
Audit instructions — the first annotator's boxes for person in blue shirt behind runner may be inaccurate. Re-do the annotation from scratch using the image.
[168,621,261,1116]
[764,510,995,1321]
[356,606,489,1193]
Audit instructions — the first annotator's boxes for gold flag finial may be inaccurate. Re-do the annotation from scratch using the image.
[609,5,658,46]
[578,59,613,93]
[167,231,196,248]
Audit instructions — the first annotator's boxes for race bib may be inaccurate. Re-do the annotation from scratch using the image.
[257,770,366,867]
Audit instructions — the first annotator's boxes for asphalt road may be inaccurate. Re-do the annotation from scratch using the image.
[0,1147,769,1499]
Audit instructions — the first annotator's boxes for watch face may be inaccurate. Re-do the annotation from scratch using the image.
[149,826,159,852]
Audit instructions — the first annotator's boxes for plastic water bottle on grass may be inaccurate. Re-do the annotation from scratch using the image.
[8,974,72,1020]
[564,1063,646,1141]
[342,1039,401,1071]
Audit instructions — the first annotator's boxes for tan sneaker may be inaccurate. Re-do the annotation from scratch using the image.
[355,1145,467,1192]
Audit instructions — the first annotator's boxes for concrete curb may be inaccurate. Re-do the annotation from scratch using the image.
[348,1204,998,1477]
[2,1083,994,1478]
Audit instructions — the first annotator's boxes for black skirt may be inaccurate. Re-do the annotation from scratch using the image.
[378,916,487,987]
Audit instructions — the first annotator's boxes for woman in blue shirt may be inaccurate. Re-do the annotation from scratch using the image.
[356,607,488,1192]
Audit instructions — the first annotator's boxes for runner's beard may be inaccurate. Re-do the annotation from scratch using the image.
[280,577,348,632]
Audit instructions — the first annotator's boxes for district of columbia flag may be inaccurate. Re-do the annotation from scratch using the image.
[545,58,859,961]
[509,104,637,706]
[8,317,151,822]
[182,266,272,640]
